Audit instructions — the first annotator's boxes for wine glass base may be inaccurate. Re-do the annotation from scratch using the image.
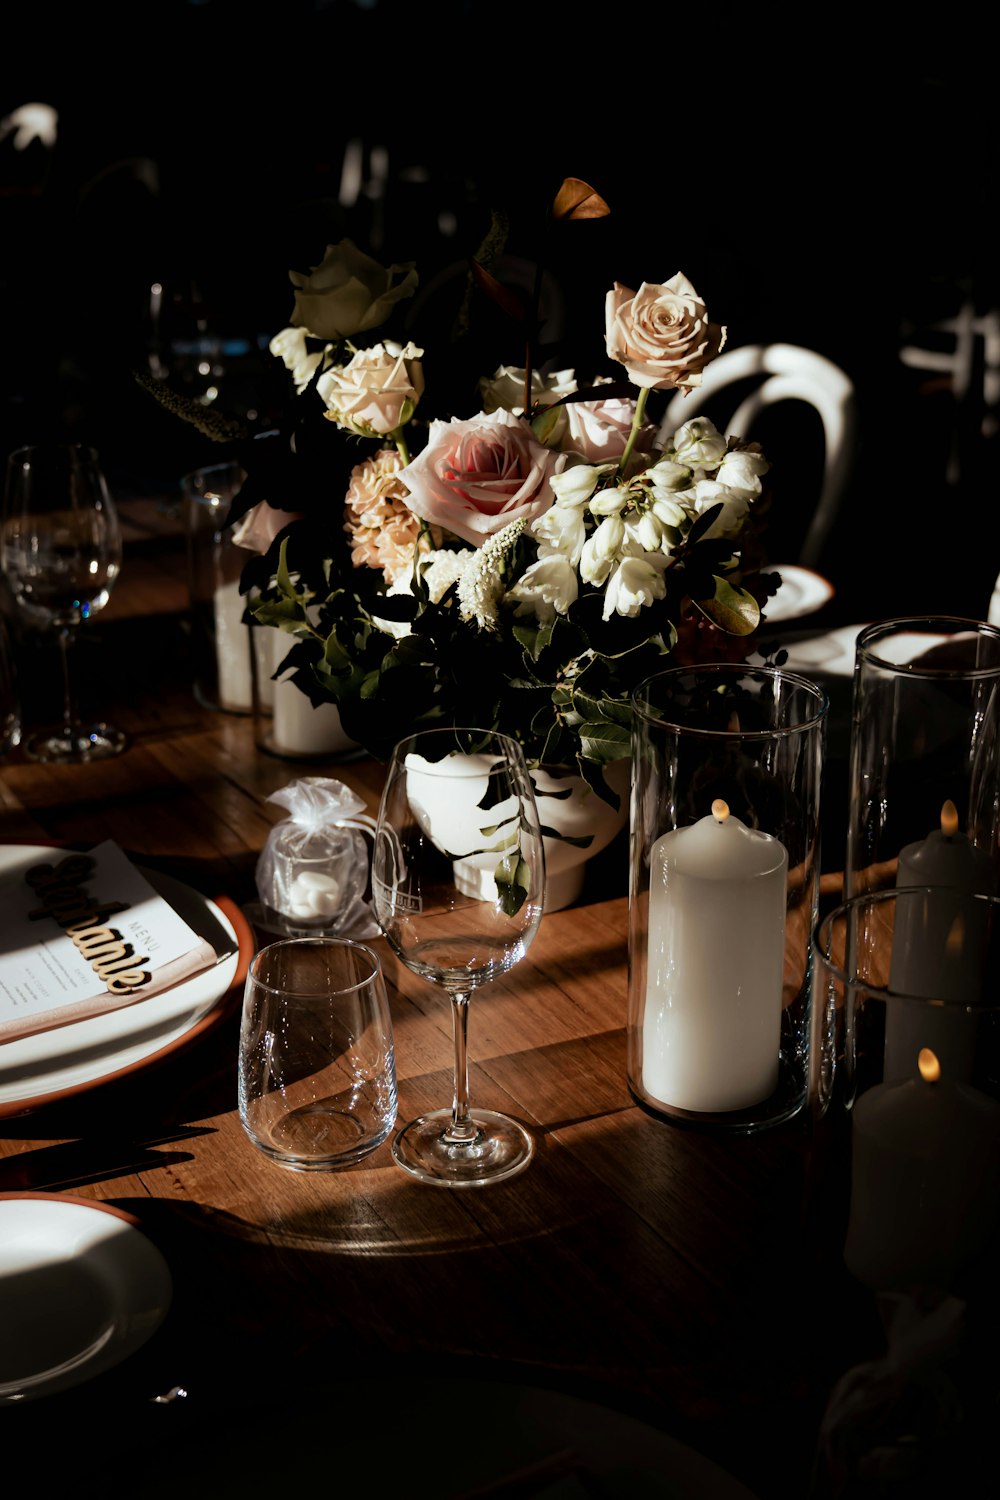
[23,723,127,764]
[391,1108,534,1188]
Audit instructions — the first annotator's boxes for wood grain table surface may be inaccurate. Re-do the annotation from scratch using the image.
[0,509,990,1500]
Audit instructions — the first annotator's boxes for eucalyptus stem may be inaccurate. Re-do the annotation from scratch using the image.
[617,386,650,480]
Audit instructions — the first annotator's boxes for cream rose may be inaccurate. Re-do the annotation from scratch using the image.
[398,409,567,548]
[288,239,418,341]
[317,341,424,437]
[605,272,726,391]
[479,365,577,415]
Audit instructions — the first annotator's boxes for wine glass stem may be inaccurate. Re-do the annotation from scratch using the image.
[58,625,81,743]
[444,991,480,1146]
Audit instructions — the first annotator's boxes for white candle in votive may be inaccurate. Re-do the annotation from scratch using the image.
[213,579,254,711]
[845,1047,1000,1291]
[885,801,996,1081]
[642,799,788,1113]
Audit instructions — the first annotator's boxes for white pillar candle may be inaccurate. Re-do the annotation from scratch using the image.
[885,801,996,1081]
[642,799,788,1113]
[845,1047,1000,1291]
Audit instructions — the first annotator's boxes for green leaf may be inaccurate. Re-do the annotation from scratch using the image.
[494,850,529,917]
[578,720,631,762]
[692,577,761,636]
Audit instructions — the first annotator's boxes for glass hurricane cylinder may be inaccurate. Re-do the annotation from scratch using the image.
[813,887,1000,1295]
[628,664,828,1132]
[845,616,1000,900]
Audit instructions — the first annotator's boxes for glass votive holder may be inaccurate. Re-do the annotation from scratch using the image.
[183,461,273,717]
[628,664,828,1132]
[845,615,1000,900]
[813,887,1000,1295]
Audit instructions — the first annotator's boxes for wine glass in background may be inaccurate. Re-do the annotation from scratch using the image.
[1,443,125,762]
[372,727,545,1187]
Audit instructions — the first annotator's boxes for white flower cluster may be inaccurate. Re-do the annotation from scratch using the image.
[506,417,768,624]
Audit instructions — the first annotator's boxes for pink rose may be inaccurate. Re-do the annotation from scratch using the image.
[231,501,303,554]
[563,394,660,466]
[605,272,726,391]
[398,409,567,547]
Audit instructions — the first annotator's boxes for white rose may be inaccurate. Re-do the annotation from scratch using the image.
[479,365,577,415]
[288,238,418,340]
[317,341,424,437]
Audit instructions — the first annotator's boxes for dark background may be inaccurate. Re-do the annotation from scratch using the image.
[2,0,998,625]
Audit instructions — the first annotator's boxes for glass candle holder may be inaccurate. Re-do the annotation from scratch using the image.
[183,461,273,717]
[813,887,1000,1295]
[628,664,828,1132]
[845,616,1000,901]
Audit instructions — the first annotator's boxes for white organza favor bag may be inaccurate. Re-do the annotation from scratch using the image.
[254,777,379,939]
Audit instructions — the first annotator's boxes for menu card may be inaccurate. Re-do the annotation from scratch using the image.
[0,841,225,1044]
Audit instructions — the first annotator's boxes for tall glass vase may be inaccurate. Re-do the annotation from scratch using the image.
[628,664,828,1132]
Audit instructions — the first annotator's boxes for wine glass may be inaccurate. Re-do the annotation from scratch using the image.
[372,726,546,1186]
[1,443,125,762]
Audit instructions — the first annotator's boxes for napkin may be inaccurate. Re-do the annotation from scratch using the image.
[0,841,224,1043]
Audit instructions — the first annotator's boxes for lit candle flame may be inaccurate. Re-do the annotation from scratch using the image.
[712,799,730,823]
[940,800,959,838]
[918,1047,941,1083]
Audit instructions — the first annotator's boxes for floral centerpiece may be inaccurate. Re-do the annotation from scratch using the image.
[141,178,776,810]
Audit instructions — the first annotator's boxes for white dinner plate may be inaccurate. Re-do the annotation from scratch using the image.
[760,564,835,622]
[0,845,253,1116]
[0,1194,172,1402]
[758,623,957,679]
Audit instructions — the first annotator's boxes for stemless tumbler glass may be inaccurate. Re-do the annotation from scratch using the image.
[238,937,397,1170]
[628,664,828,1132]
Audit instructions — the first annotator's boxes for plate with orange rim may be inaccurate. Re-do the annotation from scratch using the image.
[760,564,835,622]
[0,845,255,1117]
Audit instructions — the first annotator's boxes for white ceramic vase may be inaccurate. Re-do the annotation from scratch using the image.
[404,752,630,913]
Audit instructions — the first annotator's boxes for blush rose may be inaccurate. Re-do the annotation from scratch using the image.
[398,409,567,547]
[605,272,726,391]
[562,391,660,466]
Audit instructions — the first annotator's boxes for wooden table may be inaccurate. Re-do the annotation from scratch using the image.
[0,517,989,1499]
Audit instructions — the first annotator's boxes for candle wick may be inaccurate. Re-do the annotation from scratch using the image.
[711,799,730,823]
